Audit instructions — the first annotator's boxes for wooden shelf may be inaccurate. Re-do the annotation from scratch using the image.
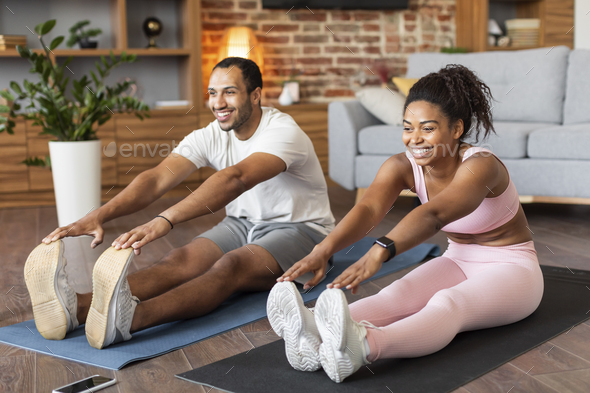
[486,45,540,51]
[0,48,191,57]
[0,49,44,57]
[53,48,192,57]
[456,0,573,52]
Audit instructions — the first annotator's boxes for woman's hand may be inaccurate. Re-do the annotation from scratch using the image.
[277,246,331,291]
[42,211,105,248]
[112,216,172,255]
[328,245,388,295]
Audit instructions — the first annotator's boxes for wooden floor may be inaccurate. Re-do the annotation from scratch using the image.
[1,186,589,392]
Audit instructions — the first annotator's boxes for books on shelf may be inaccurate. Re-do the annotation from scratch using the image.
[0,35,27,50]
[505,19,540,47]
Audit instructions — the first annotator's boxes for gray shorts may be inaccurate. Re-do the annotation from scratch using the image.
[197,216,333,285]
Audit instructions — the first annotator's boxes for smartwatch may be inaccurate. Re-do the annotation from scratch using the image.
[373,236,396,262]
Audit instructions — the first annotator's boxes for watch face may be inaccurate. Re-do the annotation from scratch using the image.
[378,236,394,246]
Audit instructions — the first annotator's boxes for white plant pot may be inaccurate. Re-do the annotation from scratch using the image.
[49,140,101,227]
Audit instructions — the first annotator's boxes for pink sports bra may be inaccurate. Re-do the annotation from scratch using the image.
[404,147,520,234]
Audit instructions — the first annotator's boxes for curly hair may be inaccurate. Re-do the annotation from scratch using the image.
[404,64,496,144]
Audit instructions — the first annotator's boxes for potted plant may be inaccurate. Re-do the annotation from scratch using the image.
[0,19,149,227]
[67,20,102,49]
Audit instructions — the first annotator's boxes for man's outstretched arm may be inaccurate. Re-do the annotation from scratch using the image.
[112,152,286,253]
[42,153,197,247]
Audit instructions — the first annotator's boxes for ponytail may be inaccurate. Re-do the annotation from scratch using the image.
[405,64,496,144]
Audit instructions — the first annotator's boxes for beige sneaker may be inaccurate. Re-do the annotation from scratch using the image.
[24,240,79,340]
[85,247,139,349]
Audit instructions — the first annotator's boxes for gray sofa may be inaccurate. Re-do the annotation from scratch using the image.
[329,46,590,200]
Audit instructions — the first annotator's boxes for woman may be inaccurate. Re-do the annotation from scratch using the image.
[266,64,544,383]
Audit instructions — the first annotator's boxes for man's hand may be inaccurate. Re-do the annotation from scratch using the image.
[278,246,331,291]
[42,211,105,248]
[328,245,388,294]
[112,216,172,255]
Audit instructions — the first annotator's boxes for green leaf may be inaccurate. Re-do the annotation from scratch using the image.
[69,20,90,33]
[66,34,78,48]
[121,51,127,61]
[22,156,51,169]
[42,66,51,83]
[101,55,109,68]
[0,105,11,113]
[86,28,102,38]
[50,36,64,50]
[90,70,99,86]
[95,62,105,78]
[73,79,81,93]
[0,90,15,101]
[40,20,57,35]
[16,45,30,59]
[10,82,23,95]
[0,115,7,123]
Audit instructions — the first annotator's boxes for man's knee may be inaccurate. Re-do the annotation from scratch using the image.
[210,252,244,278]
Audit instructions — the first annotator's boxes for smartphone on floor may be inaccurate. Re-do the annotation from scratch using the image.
[52,375,116,393]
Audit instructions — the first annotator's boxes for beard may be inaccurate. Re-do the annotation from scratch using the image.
[218,101,254,132]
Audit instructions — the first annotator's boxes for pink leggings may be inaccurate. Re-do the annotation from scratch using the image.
[350,240,544,361]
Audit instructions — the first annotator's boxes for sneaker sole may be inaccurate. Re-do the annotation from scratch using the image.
[24,242,68,340]
[315,289,353,383]
[267,282,321,372]
[86,247,133,349]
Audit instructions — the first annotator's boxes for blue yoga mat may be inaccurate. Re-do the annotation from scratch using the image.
[0,238,439,370]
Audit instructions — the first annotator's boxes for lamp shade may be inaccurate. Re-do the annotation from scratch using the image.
[217,27,264,71]
[488,19,503,36]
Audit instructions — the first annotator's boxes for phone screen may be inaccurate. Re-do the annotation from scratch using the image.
[54,376,113,393]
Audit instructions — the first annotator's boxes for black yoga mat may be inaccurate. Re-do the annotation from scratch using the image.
[176,265,590,393]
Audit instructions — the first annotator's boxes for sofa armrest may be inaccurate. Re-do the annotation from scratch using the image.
[328,100,382,190]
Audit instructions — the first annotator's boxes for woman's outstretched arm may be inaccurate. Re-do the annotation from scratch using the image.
[279,154,409,289]
[330,154,501,293]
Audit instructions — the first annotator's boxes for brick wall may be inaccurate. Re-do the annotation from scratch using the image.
[201,0,456,103]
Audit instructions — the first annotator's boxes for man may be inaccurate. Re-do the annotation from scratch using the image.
[26,57,334,349]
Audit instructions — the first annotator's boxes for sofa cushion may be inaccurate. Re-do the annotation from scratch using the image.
[563,50,590,125]
[355,88,406,126]
[504,159,590,198]
[355,155,390,188]
[464,121,555,159]
[358,125,406,155]
[406,46,570,124]
[528,123,590,160]
[358,122,553,158]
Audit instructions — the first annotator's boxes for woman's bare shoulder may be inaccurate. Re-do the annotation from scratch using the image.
[379,152,414,189]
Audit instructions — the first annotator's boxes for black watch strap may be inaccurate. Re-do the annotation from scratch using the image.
[374,236,396,262]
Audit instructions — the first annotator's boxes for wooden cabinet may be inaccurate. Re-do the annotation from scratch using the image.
[456,0,574,52]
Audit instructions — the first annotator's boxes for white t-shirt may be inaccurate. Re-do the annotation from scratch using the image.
[172,107,335,235]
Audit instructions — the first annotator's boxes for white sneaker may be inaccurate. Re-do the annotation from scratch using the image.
[267,281,322,372]
[315,288,373,383]
[24,240,79,340]
[85,247,139,349]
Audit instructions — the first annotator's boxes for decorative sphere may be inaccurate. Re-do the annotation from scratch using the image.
[143,17,162,38]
